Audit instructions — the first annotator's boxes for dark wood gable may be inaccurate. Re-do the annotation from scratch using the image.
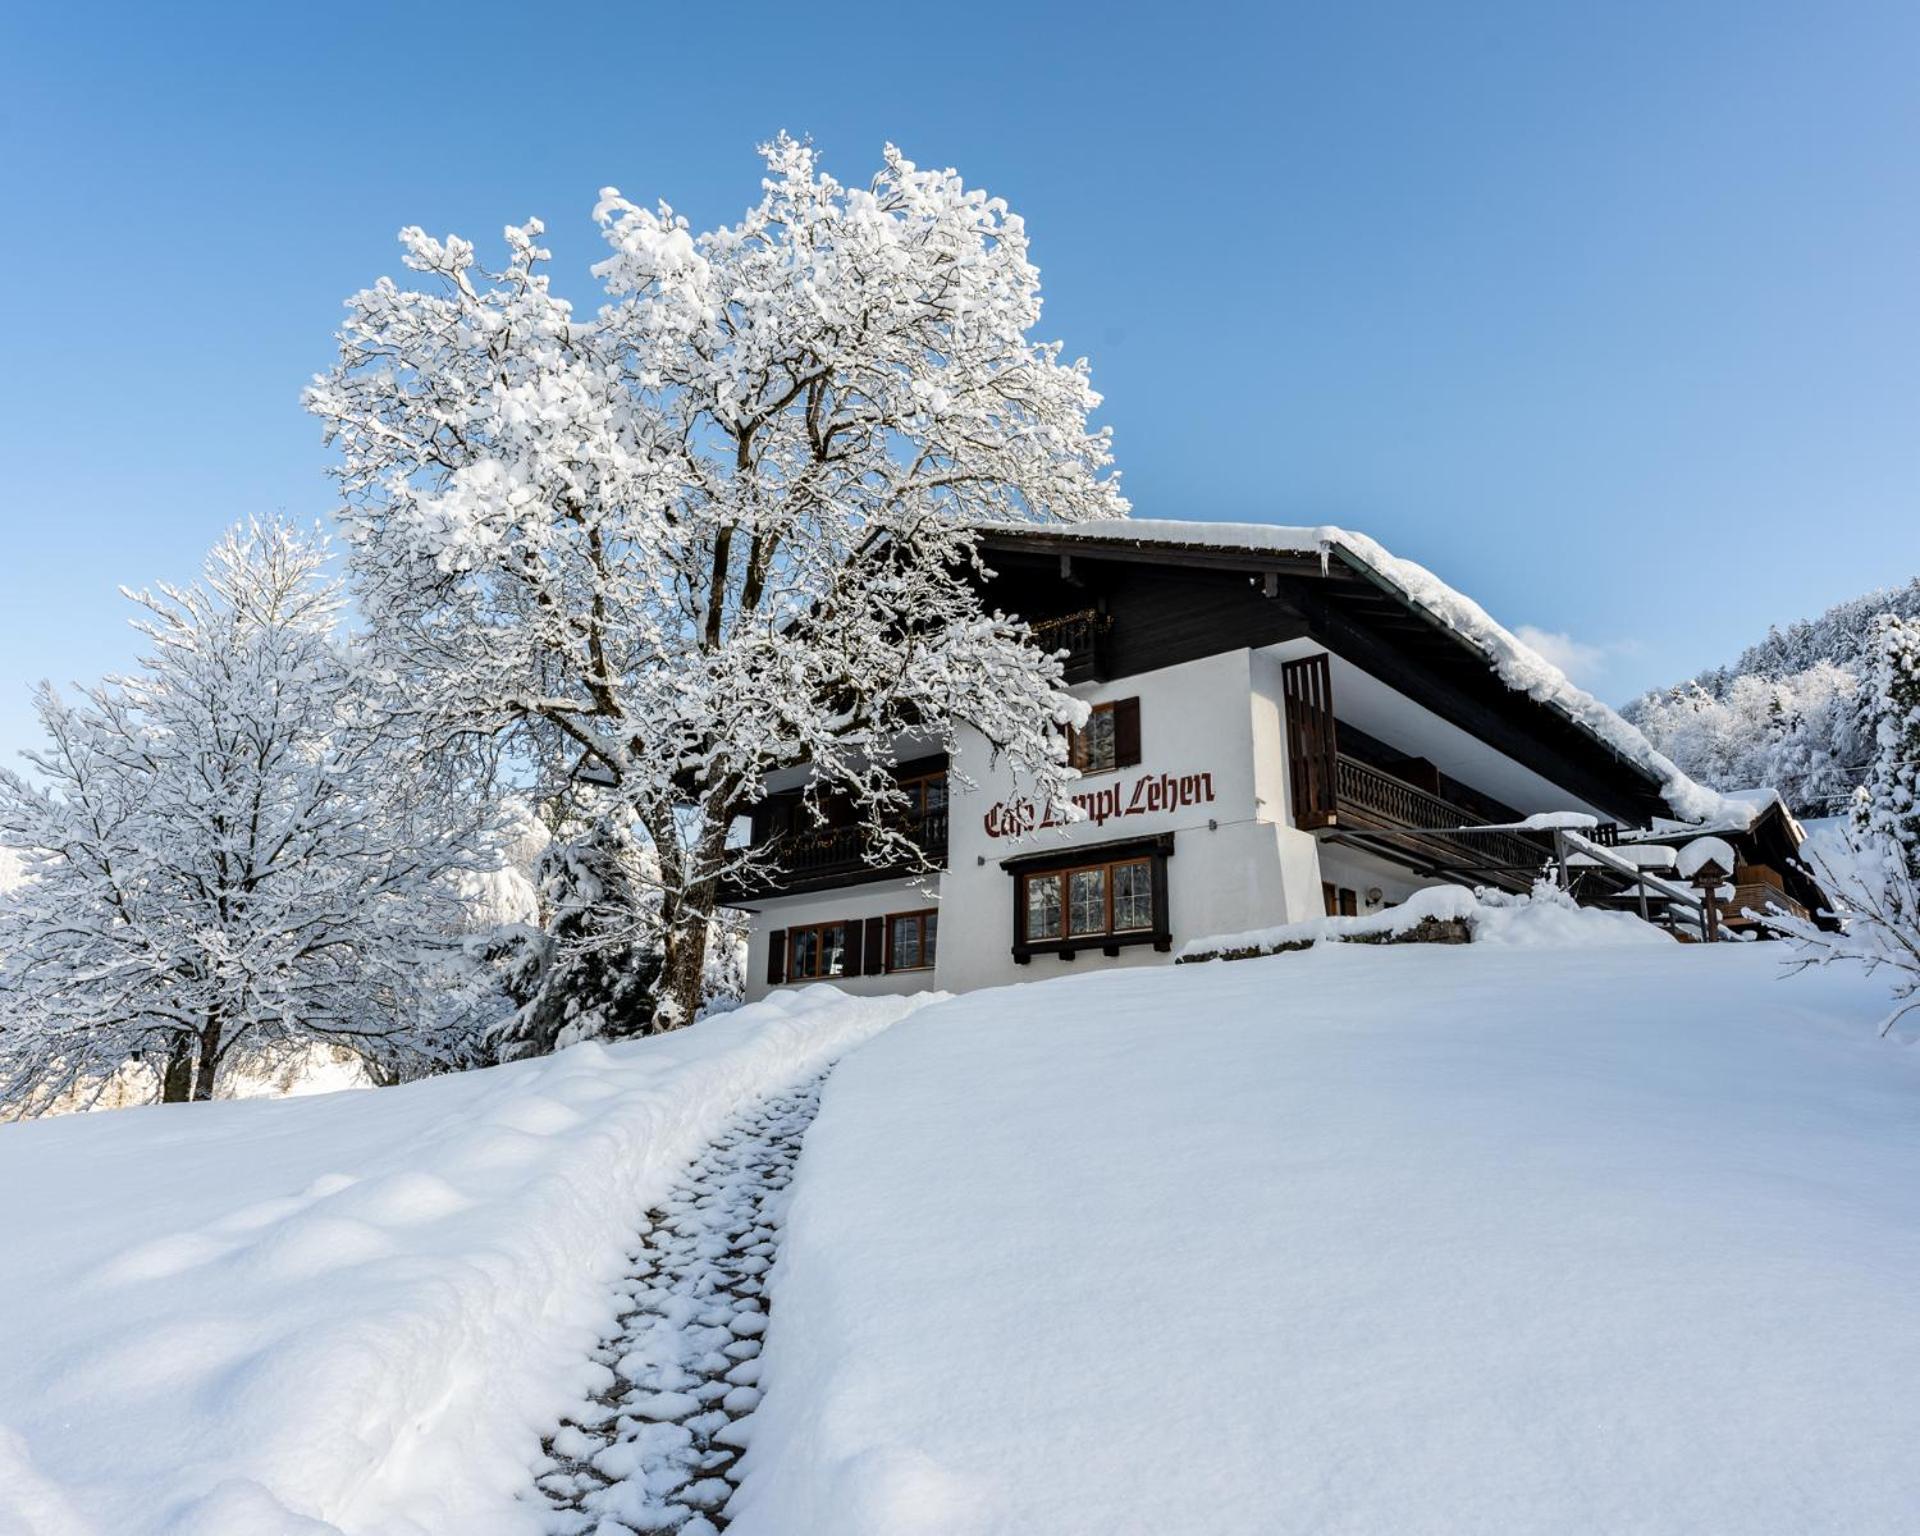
[972,530,1672,828]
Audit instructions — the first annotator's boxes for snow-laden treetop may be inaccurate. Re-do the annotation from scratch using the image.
[980,517,1734,825]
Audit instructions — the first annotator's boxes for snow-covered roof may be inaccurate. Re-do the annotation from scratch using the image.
[980,518,1729,824]
[1623,786,1804,845]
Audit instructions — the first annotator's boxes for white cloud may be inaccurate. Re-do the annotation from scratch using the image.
[1513,625,1616,684]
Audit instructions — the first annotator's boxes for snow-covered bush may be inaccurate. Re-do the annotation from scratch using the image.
[0,522,501,1114]
[306,134,1127,1031]
[1767,614,1920,1036]
[481,810,749,1058]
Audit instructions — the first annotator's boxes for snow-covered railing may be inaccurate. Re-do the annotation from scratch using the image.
[1552,827,1717,940]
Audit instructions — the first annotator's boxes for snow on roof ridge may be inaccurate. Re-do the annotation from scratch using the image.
[979,516,1731,825]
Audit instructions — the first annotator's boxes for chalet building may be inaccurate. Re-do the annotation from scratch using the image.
[726,520,1824,1001]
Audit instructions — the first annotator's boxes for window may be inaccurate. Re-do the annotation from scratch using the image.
[899,772,947,819]
[785,922,847,982]
[1070,704,1118,773]
[1069,867,1106,936]
[1067,696,1141,776]
[1113,859,1153,931]
[887,910,938,972]
[1026,872,1064,940]
[1007,834,1173,964]
[1021,856,1156,947]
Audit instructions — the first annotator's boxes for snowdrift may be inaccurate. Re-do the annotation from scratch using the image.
[0,987,921,1536]
[730,943,1919,1536]
[1177,882,1671,961]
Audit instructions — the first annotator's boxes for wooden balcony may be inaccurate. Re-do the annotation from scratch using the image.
[725,811,949,900]
[1282,651,1554,890]
[1325,755,1550,889]
[1027,607,1113,682]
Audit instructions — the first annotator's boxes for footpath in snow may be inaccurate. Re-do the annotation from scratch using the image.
[531,1074,827,1535]
[728,934,1920,1536]
[0,987,921,1536]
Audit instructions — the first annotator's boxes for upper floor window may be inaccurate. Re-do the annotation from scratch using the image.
[899,772,947,819]
[1068,696,1142,776]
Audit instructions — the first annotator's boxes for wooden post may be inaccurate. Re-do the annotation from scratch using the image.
[1687,852,1732,943]
[1554,830,1571,892]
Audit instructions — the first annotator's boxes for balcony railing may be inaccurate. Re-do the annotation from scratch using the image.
[1725,878,1808,928]
[1027,608,1112,679]
[753,810,949,889]
[1326,755,1551,886]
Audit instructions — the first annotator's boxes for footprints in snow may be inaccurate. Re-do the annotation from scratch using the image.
[530,1074,825,1535]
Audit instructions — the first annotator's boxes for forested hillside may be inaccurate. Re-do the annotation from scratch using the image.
[1624,577,1920,815]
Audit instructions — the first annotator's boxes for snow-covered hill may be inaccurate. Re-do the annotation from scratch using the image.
[1,931,1915,1535]
[0,987,919,1536]
[733,942,1920,1536]
[1624,575,1920,814]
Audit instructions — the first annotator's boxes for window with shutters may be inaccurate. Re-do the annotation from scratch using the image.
[784,922,848,982]
[1067,696,1140,776]
[885,909,938,972]
[1069,703,1118,773]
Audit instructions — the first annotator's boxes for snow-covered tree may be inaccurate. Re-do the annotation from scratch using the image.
[1767,616,1920,1036]
[0,523,497,1114]
[307,135,1126,1030]
[1625,580,1920,815]
[1857,614,1920,870]
[468,798,750,1057]
[1627,664,1866,816]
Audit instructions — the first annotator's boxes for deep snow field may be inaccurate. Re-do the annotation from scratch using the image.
[3,931,1917,1535]
[732,939,1920,1536]
[0,988,920,1536]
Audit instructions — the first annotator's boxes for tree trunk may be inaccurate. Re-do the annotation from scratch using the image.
[191,1020,223,1101]
[656,877,718,1032]
[160,1034,196,1104]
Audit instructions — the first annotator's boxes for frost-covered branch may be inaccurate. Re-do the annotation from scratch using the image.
[0,522,504,1113]
[306,136,1127,1028]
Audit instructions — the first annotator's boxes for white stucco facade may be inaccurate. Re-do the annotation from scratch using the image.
[736,638,1614,1003]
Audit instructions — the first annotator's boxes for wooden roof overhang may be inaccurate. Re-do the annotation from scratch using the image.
[972,527,1673,829]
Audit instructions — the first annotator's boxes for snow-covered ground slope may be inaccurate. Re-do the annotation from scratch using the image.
[731,943,1919,1535]
[0,987,921,1536]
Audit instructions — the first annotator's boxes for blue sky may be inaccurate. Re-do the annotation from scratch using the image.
[2,1,1915,762]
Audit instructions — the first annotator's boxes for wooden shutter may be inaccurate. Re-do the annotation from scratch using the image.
[1112,696,1142,768]
[766,929,787,985]
[1282,654,1338,828]
[842,918,863,978]
[864,916,886,976]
